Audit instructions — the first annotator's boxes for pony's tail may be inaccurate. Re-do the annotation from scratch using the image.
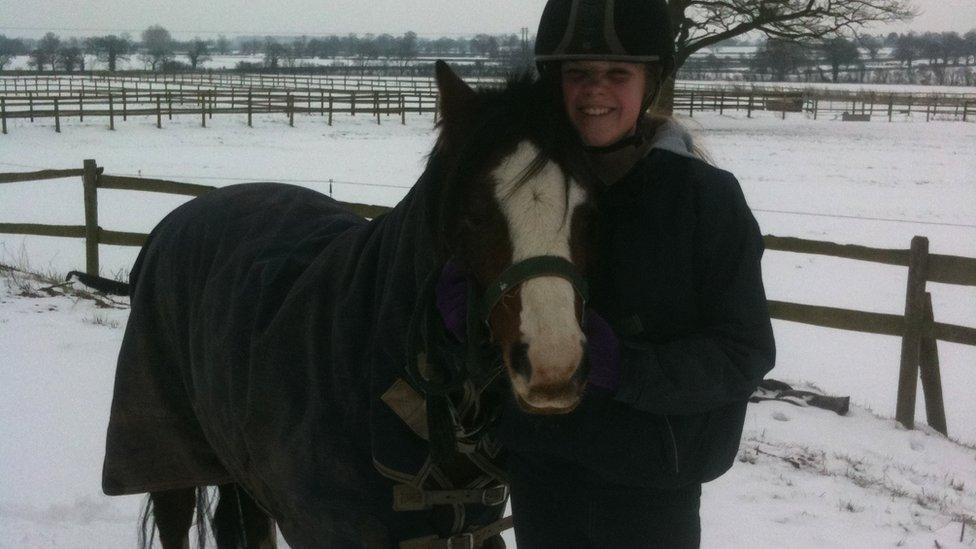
[138,487,214,549]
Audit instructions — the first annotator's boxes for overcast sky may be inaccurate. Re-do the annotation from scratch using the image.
[0,0,973,40]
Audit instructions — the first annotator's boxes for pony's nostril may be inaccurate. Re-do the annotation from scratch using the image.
[510,341,532,381]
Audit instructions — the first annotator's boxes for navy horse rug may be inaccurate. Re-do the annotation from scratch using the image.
[100,62,597,548]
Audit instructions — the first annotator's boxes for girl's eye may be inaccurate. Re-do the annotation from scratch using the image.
[608,71,632,83]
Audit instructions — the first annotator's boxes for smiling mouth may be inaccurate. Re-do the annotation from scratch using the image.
[580,107,613,116]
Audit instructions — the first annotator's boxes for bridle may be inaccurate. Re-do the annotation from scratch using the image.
[479,254,589,337]
[405,254,588,465]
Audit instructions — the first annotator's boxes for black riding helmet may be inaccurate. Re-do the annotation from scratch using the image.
[535,0,676,150]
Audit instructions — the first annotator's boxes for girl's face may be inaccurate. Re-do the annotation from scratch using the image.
[561,60,647,147]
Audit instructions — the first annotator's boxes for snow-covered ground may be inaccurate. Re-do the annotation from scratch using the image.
[1,108,974,547]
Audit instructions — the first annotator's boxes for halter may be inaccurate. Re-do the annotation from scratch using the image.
[479,255,589,329]
[406,254,588,465]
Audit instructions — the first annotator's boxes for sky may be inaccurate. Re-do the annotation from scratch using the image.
[0,0,974,41]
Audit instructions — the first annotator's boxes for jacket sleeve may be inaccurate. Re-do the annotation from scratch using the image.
[613,171,775,416]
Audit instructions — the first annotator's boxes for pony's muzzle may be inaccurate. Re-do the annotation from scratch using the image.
[509,338,585,414]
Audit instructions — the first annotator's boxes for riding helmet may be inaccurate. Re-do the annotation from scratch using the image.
[534,0,675,65]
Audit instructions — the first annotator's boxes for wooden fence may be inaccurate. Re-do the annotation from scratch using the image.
[2,75,973,134]
[0,88,439,134]
[2,161,975,436]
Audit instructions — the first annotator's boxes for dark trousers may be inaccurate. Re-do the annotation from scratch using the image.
[508,455,701,549]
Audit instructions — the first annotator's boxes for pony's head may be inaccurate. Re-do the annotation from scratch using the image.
[432,61,598,415]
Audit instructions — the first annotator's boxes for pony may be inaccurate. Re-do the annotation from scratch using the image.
[100,61,599,548]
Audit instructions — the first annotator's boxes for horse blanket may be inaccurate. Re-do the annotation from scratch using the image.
[102,181,504,546]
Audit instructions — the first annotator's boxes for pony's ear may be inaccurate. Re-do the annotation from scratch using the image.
[435,60,475,124]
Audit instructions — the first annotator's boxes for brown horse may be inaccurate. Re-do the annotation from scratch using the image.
[100,62,598,548]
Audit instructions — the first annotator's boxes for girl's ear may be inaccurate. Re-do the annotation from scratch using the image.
[435,60,476,125]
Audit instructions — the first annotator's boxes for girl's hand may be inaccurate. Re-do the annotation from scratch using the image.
[584,309,621,391]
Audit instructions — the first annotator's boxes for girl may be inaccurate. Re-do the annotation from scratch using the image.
[498,1,776,547]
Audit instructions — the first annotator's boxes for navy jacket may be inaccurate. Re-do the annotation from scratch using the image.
[497,147,776,489]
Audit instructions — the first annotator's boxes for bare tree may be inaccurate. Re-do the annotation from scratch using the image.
[965,30,976,66]
[895,32,921,67]
[30,32,61,71]
[186,38,211,69]
[87,34,131,71]
[216,35,231,55]
[0,35,27,71]
[750,37,810,81]
[660,0,915,110]
[140,24,173,71]
[858,34,883,61]
[818,36,861,82]
[58,41,84,71]
[263,38,287,68]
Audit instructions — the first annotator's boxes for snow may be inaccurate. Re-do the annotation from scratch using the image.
[1,105,975,547]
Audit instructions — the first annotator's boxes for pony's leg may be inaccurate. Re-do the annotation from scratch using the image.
[149,487,196,549]
[214,483,277,549]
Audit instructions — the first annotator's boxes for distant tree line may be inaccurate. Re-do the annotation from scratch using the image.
[681,30,976,85]
[2,23,974,85]
[0,26,532,73]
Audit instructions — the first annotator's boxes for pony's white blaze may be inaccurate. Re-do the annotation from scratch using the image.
[493,141,587,405]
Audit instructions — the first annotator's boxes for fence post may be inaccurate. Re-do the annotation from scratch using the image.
[248,90,253,128]
[200,93,206,128]
[747,94,753,118]
[328,94,333,126]
[156,95,162,129]
[688,91,694,117]
[401,94,406,125]
[375,92,381,125]
[888,95,894,122]
[109,93,115,130]
[288,93,294,127]
[122,88,127,121]
[963,101,969,122]
[919,292,948,436]
[82,159,99,276]
[54,98,61,133]
[28,91,33,121]
[167,91,173,120]
[79,93,83,122]
[895,235,930,430]
[351,93,356,116]
[1,97,6,134]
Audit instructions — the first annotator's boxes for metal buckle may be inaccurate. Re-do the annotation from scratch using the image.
[481,484,509,506]
[446,533,474,549]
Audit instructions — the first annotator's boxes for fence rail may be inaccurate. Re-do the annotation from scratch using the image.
[2,74,973,134]
[1,161,973,437]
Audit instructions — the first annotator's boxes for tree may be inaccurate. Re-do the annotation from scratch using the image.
[141,24,173,71]
[965,30,976,66]
[30,32,60,71]
[87,34,131,71]
[186,38,211,69]
[58,40,84,71]
[263,38,287,68]
[660,0,915,110]
[750,37,810,81]
[398,31,418,59]
[858,34,883,61]
[819,36,861,82]
[894,32,921,67]
[0,35,27,71]
[215,35,231,55]
[937,32,966,65]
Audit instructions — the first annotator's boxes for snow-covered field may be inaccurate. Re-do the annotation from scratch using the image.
[1,107,974,547]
